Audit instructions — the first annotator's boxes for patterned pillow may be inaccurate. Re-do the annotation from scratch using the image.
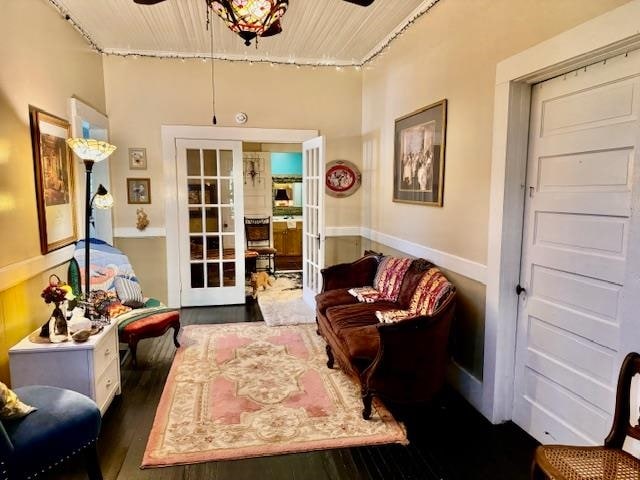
[114,276,145,308]
[376,309,412,323]
[409,267,453,316]
[348,286,380,303]
[373,257,413,302]
[0,382,36,420]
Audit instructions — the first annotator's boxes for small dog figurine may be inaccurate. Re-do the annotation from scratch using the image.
[250,271,273,298]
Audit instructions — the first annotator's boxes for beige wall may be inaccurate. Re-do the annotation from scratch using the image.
[103,57,363,231]
[0,0,106,383]
[361,0,629,265]
[360,0,628,378]
[104,58,363,288]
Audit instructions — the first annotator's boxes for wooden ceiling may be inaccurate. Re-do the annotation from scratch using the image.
[50,0,434,65]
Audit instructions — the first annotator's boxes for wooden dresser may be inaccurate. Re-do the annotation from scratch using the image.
[9,321,121,415]
[273,220,303,270]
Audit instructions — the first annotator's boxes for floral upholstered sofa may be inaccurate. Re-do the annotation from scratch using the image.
[315,254,456,419]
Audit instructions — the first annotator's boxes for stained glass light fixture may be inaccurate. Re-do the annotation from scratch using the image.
[208,0,289,46]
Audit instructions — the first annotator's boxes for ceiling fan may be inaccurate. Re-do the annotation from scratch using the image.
[133,0,375,45]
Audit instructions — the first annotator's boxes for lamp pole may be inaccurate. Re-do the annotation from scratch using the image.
[84,159,94,304]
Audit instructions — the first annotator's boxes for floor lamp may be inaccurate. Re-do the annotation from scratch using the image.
[66,139,117,304]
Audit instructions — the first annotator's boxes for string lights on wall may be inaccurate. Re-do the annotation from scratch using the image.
[47,0,440,69]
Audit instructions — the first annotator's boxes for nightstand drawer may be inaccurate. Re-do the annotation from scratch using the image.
[95,358,119,412]
[94,326,117,377]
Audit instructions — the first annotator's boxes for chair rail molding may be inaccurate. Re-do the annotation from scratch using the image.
[0,245,74,293]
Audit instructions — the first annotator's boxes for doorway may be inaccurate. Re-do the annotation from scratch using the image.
[512,50,640,445]
[162,126,320,308]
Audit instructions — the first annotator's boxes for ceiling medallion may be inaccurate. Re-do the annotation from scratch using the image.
[325,160,362,198]
[208,0,288,46]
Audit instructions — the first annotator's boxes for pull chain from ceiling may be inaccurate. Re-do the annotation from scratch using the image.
[207,3,217,125]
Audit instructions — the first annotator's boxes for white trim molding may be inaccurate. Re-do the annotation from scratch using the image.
[484,0,640,424]
[162,125,319,308]
[113,227,167,238]
[0,245,74,293]
[326,225,487,285]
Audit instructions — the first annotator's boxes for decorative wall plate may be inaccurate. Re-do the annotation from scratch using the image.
[325,160,361,197]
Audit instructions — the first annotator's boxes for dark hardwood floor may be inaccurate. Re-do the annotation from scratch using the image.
[48,300,538,480]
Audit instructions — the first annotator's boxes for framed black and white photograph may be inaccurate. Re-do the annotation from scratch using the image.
[393,99,447,206]
[29,106,77,254]
[127,178,151,204]
[129,147,147,170]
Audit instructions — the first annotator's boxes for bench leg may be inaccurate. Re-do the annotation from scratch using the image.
[129,338,139,367]
[325,344,334,369]
[172,322,181,348]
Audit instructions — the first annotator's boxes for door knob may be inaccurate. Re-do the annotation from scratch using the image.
[516,284,526,295]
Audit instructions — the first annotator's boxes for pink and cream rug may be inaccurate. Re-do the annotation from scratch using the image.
[142,323,407,467]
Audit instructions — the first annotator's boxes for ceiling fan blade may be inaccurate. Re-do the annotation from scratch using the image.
[133,0,167,5]
[342,0,375,5]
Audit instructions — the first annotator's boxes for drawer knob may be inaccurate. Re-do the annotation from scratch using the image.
[105,379,112,387]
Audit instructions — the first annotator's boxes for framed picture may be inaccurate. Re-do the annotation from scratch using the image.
[393,99,447,206]
[29,106,77,254]
[129,148,147,170]
[127,178,151,204]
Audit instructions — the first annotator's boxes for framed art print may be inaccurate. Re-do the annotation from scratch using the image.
[393,99,447,206]
[127,178,151,204]
[129,147,147,170]
[29,106,77,254]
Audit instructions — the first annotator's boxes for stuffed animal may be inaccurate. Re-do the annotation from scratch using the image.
[250,271,273,298]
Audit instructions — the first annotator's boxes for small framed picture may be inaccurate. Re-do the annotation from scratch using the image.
[127,178,151,204]
[128,148,147,170]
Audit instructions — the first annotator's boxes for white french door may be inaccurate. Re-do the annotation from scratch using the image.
[302,136,325,308]
[176,139,245,306]
[513,51,640,445]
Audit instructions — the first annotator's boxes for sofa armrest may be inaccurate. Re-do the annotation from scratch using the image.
[320,255,381,292]
[362,290,456,400]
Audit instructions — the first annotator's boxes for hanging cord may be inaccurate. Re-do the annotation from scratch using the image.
[207,2,217,125]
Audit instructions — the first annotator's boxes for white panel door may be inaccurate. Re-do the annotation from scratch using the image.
[513,51,640,445]
[302,136,325,308]
[176,139,245,306]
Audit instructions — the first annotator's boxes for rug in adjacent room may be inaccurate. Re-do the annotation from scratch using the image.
[257,273,315,327]
[142,323,407,467]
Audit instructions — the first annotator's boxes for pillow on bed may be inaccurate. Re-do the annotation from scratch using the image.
[114,277,145,308]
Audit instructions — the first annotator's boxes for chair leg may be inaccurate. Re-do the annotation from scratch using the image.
[362,390,373,420]
[85,444,103,480]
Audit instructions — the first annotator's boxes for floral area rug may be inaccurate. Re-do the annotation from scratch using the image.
[257,273,316,327]
[142,323,407,467]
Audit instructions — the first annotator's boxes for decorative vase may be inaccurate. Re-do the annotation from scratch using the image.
[48,305,68,343]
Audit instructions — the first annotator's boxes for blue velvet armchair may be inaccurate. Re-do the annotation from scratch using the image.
[0,386,102,480]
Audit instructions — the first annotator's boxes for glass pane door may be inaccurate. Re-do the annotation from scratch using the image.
[302,136,325,308]
[177,140,244,306]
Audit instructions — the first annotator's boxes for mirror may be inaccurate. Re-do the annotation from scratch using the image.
[273,176,302,216]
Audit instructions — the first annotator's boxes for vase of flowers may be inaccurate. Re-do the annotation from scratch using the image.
[40,275,74,342]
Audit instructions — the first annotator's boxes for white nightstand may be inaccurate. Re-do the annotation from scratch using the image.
[9,320,121,415]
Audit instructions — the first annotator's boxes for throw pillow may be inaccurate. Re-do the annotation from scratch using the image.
[347,286,380,303]
[0,382,36,420]
[373,257,413,302]
[409,267,453,316]
[114,276,145,308]
[376,309,412,323]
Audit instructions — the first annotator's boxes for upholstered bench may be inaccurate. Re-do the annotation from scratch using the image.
[118,311,181,366]
[71,239,182,368]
